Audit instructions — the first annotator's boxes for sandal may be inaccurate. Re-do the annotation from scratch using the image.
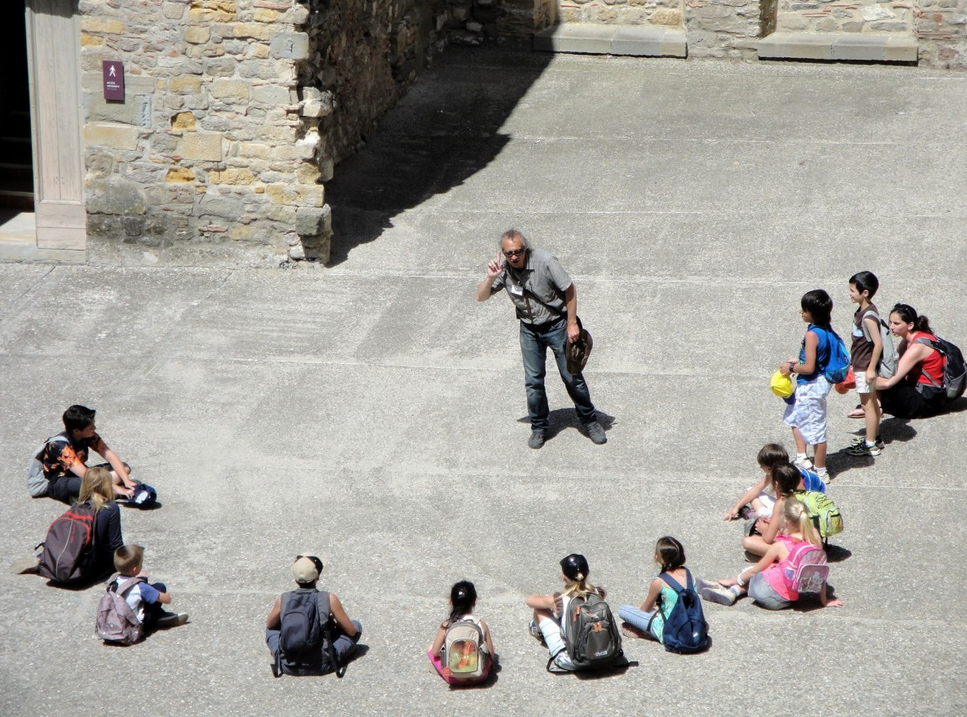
[847,404,865,419]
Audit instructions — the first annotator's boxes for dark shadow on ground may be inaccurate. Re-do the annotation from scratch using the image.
[325,46,553,266]
[516,408,616,443]
[828,416,917,479]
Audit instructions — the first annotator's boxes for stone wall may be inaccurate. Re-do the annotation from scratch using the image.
[78,0,448,265]
[304,1,450,166]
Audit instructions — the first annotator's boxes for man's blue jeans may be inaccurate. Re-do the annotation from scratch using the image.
[520,317,596,432]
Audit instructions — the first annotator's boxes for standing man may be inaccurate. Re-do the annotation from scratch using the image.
[476,229,606,449]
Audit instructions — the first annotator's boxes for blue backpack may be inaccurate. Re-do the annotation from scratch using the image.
[657,570,709,654]
[821,328,851,384]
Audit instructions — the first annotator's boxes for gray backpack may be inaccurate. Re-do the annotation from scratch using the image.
[25,434,69,497]
[96,574,146,645]
[861,311,899,379]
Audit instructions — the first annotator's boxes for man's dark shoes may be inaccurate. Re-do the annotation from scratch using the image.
[585,421,607,445]
[528,430,545,449]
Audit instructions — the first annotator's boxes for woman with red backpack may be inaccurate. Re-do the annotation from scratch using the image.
[876,304,952,418]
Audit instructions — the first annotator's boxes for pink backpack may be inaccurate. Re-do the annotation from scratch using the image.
[784,543,829,595]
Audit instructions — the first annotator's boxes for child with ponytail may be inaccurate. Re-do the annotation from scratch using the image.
[618,536,698,644]
[525,553,605,671]
[428,580,495,685]
[700,499,844,610]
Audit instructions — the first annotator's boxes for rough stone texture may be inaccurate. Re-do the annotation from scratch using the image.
[79,0,371,264]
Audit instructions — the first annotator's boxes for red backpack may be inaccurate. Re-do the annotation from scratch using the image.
[37,502,97,583]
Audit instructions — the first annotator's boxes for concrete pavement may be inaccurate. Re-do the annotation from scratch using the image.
[1,48,966,717]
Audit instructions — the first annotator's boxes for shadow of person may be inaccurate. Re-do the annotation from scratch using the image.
[516,408,615,442]
[830,416,917,478]
[326,46,553,266]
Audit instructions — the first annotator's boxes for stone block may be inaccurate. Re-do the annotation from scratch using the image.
[533,23,616,54]
[209,168,256,185]
[233,23,272,41]
[179,133,223,160]
[171,111,196,130]
[166,167,196,183]
[84,124,139,150]
[205,58,237,77]
[199,192,245,219]
[170,76,204,94]
[758,31,834,59]
[86,178,147,215]
[185,26,211,44]
[254,8,279,22]
[211,79,251,101]
[270,32,310,60]
[251,84,293,106]
[188,0,237,23]
[162,2,186,20]
[282,4,309,23]
[295,206,331,236]
[81,33,104,47]
[81,17,125,34]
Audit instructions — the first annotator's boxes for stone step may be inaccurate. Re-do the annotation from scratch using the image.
[534,23,687,58]
[758,31,918,63]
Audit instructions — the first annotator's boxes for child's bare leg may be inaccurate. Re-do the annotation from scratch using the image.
[791,427,807,455]
[812,441,827,471]
[862,391,880,443]
[742,535,770,556]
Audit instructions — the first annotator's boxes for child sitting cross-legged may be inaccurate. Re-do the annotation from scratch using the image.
[110,545,188,633]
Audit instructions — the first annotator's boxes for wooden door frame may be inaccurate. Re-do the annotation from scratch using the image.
[24,0,86,250]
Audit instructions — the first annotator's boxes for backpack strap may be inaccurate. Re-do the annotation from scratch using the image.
[912,336,945,388]
[315,591,346,679]
[657,571,690,594]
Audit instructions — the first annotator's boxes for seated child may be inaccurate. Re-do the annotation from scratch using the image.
[428,580,495,685]
[618,536,707,650]
[265,555,362,676]
[111,545,188,632]
[38,405,137,503]
[743,462,823,558]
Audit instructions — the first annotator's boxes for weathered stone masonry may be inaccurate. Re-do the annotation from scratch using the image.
[79,0,449,264]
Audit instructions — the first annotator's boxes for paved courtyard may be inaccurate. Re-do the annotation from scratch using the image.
[1,48,966,716]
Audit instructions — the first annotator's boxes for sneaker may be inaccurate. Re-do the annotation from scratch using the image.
[849,435,883,449]
[10,556,40,574]
[528,430,545,449]
[528,620,545,644]
[585,421,607,445]
[156,612,189,629]
[698,583,737,606]
[846,441,881,457]
[793,456,813,470]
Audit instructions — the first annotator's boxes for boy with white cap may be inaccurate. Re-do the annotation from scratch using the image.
[265,554,362,676]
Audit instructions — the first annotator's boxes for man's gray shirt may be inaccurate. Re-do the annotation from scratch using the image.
[490,248,573,325]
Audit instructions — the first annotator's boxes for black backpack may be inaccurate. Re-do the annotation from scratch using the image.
[37,502,97,584]
[548,593,623,672]
[914,335,967,401]
[274,589,344,678]
[657,570,709,654]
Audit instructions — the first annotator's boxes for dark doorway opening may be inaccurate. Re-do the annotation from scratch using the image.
[0,3,34,211]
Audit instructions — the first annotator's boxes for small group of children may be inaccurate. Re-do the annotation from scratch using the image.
[778,271,894,472]
[699,498,844,610]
